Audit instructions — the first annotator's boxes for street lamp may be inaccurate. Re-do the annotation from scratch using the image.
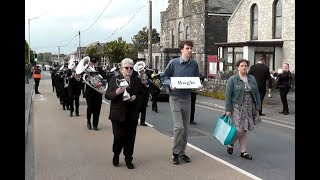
[28,17,38,65]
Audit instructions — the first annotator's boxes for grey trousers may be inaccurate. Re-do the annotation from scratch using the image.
[169,95,191,155]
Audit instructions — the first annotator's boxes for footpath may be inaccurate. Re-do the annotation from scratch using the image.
[26,79,260,180]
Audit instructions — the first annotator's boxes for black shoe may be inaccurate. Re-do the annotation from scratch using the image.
[227,144,233,154]
[154,108,158,113]
[279,111,284,114]
[35,92,40,94]
[180,154,191,163]
[113,155,119,167]
[87,122,92,130]
[69,112,73,117]
[190,122,197,125]
[67,107,70,110]
[140,123,147,126]
[76,113,79,116]
[241,152,253,160]
[126,162,135,169]
[259,113,265,116]
[62,107,65,110]
[172,153,180,165]
[283,111,289,115]
[93,127,99,131]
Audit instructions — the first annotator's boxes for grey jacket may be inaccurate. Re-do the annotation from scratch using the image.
[225,73,261,112]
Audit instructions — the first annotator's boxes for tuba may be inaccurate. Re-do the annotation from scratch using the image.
[76,56,107,94]
[133,61,148,81]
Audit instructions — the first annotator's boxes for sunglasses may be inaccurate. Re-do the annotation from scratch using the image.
[124,67,133,70]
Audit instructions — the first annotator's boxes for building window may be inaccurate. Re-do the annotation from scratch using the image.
[273,0,282,39]
[178,22,183,43]
[186,26,190,40]
[171,29,175,48]
[251,4,258,40]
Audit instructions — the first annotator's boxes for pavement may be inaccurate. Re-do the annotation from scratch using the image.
[25,78,294,179]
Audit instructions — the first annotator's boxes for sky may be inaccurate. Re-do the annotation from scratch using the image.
[25,0,169,55]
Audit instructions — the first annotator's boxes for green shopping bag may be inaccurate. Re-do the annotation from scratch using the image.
[213,114,236,145]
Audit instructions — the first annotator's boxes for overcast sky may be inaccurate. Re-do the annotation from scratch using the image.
[25,0,168,55]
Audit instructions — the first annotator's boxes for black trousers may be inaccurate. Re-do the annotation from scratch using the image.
[151,92,159,111]
[34,78,40,93]
[86,94,102,128]
[51,80,55,92]
[190,92,197,123]
[62,87,70,109]
[111,120,137,162]
[68,86,81,114]
[139,99,148,124]
[258,88,266,114]
[279,87,290,112]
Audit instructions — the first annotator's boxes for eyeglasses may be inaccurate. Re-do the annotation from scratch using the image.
[124,67,133,70]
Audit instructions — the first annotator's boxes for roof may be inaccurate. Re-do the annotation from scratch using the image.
[207,0,241,14]
[214,40,284,47]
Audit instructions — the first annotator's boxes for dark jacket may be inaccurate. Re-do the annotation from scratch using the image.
[105,74,145,122]
[84,67,107,97]
[277,70,292,88]
[248,63,272,89]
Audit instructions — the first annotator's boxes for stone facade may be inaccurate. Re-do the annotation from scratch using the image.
[159,0,241,76]
[227,0,295,71]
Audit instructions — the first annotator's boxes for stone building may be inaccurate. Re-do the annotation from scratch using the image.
[215,0,295,72]
[159,0,241,76]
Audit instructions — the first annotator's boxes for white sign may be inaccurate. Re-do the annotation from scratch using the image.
[170,77,201,89]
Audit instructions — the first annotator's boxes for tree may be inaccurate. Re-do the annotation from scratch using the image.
[85,45,101,63]
[103,38,128,65]
[131,26,160,52]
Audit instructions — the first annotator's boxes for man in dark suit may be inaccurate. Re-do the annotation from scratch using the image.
[248,57,273,116]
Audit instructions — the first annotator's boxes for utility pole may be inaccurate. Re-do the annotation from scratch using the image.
[28,17,38,65]
[148,0,152,68]
[78,31,81,60]
[58,46,60,64]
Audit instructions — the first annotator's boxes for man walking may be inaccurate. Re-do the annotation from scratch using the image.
[248,56,273,116]
[161,40,202,165]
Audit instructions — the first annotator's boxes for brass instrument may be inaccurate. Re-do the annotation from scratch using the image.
[68,59,81,82]
[133,61,148,81]
[151,73,161,89]
[76,56,107,94]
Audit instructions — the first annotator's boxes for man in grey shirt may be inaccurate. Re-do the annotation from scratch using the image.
[161,40,203,165]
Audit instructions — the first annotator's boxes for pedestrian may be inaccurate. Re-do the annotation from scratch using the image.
[67,61,82,117]
[149,71,160,113]
[189,74,205,125]
[248,56,273,116]
[276,63,292,115]
[61,64,70,110]
[105,58,145,169]
[225,59,262,160]
[33,65,42,94]
[84,57,107,131]
[161,40,202,165]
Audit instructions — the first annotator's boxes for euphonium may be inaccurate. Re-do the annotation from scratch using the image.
[76,56,107,94]
[133,61,148,81]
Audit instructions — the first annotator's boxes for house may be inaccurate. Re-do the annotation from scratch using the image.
[159,0,241,76]
[215,0,295,72]
[70,47,87,61]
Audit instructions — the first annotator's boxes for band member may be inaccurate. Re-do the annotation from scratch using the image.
[149,71,160,112]
[67,61,82,117]
[33,65,42,94]
[84,57,107,131]
[60,64,70,110]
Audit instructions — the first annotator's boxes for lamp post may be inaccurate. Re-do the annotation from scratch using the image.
[28,17,38,65]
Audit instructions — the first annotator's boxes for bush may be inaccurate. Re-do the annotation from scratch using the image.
[199,90,225,100]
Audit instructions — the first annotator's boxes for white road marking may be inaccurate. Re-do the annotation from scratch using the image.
[187,143,263,180]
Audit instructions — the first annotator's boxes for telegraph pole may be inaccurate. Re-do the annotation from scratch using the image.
[148,0,152,68]
[58,46,60,63]
[78,31,81,60]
